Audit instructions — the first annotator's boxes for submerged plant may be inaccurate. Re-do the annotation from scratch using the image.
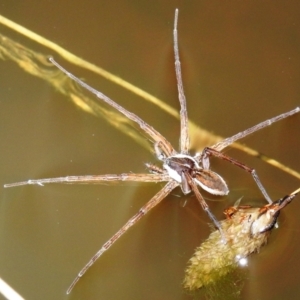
[183,188,299,290]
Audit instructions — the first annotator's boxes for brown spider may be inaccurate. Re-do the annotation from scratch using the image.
[4,9,299,294]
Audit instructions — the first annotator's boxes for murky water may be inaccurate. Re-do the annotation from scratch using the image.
[0,1,300,300]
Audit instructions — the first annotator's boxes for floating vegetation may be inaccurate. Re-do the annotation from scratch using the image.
[183,188,300,290]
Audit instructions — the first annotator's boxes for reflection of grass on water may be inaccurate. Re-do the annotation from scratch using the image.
[202,271,247,300]
[186,269,247,300]
[0,13,299,180]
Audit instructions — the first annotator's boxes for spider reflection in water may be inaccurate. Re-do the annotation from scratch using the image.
[4,9,299,294]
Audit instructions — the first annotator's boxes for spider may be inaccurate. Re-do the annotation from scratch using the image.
[4,9,299,294]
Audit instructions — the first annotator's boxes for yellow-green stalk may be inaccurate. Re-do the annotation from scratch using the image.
[184,188,299,290]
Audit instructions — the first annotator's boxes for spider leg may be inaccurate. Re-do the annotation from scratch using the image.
[184,171,226,242]
[145,163,165,174]
[4,173,170,188]
[212,107,299,152]
[66,180,178,294]
[173,9,189,154]
[204,147,273,204]
[49,57,176,158]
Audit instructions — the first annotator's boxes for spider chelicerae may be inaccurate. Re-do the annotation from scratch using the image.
[4,9,299,294]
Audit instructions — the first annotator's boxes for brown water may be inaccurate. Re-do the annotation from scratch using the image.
[0,1,300,300]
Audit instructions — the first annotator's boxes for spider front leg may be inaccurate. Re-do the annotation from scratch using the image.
[173,9,189,154]
[66,180,178,294]
[49,57,176,158]
[4,173,170,187]
[202,147,273,204]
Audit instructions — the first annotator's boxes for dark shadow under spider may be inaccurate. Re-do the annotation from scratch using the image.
[4,9,299,294]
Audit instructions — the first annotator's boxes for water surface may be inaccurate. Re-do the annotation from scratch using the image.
[0,1,300,299]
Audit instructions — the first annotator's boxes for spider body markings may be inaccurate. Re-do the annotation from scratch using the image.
[161,153,228,196]
[4,9,299,294]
